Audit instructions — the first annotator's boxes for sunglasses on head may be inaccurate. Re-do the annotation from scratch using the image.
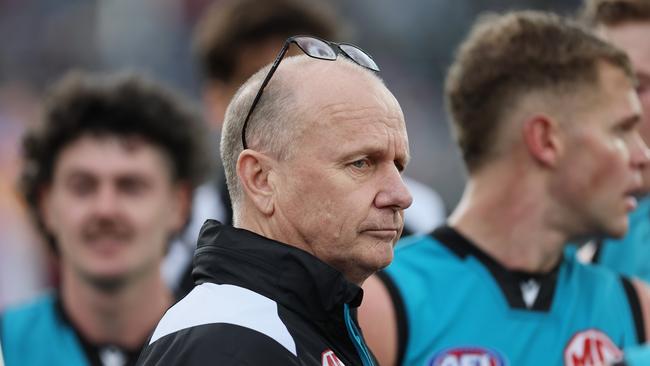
[241,35,380,149]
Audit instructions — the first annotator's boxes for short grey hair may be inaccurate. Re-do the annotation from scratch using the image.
[220,62,301,217]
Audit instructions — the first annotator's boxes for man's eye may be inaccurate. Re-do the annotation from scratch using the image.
[351,159,369,169]
[66,176,96,196]
[119,178,148,195]
[70,180,94,196]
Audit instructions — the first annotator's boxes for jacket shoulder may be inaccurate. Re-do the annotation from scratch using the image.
[140,283,300,365]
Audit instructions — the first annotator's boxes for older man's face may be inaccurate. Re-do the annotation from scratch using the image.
[272,62,412,285]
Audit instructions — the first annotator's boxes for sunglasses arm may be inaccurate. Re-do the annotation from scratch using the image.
[241,41,292,149]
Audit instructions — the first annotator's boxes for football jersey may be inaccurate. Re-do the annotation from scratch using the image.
[382,226,645,366]
[0,294,142,366]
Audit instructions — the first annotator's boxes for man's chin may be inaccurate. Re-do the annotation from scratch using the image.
[81,270,131,292]
[602,220,628,240]
[370,249,394,272]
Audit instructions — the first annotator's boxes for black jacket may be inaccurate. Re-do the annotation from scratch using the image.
[137,220,376,365]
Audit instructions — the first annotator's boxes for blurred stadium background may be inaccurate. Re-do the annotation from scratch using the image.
[0,0,580,308]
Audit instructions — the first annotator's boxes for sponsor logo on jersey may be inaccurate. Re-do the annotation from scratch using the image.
[428,346,508,366]
[322,349,345,366]
[564,329,623,366]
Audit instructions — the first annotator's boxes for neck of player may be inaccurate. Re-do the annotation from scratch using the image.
[448,169,565,274]
[59,263,173,348]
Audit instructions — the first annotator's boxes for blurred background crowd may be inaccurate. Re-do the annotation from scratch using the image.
[0,0,581,309]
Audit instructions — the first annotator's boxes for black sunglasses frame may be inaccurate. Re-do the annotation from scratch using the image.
[240,35,380,149]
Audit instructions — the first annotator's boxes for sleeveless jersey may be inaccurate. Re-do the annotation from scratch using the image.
[1,294,88,366]
[0,294,142,366]
[383,226,645,366]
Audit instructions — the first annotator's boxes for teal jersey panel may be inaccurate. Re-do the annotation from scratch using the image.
[0,294,88,366]
[385,229,642,366]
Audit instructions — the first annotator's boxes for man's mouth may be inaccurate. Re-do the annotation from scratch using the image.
[362,228,399,240]
[624,194,638,212]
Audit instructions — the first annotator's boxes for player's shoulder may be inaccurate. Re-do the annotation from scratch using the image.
[562,253,627,296]
[1,293,56,329]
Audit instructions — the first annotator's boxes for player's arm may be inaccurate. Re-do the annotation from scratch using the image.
[359,273,399,366]
[616,278,650,366]
[631,278,650,342]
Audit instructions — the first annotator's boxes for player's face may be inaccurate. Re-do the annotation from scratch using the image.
[600,22,650,190]
[41,135,188,288]
[272,62,412,285]
[555,63,647,238]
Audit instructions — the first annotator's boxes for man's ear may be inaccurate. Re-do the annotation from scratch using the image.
[236,150,276,216]
[522,114,562,167]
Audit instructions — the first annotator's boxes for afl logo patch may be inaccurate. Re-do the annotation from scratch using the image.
[564,329,623,366]
[429,347,508,366]
[321,349,346,366]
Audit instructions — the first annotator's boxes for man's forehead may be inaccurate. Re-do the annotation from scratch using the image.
[301,107,409,157]
[599,22,650,57]
[285,59,392,109]
[277,54,405,139]
[55,135,171,175]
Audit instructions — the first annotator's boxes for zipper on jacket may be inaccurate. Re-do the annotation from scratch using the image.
[343,303,375,366]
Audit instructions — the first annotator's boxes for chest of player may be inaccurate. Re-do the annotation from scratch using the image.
[403,255,638,366]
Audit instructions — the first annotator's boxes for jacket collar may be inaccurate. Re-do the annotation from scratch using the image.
[192,220,363,321]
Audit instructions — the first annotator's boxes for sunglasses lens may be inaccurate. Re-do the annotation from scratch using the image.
[295,37,336,60]
[339,44,380,72]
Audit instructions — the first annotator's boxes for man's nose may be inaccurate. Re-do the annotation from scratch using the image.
[631,133,650,170]
[374,165,413,211]
[92,185,120,217]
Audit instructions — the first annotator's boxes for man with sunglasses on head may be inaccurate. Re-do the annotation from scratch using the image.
[137,36,412,366]
[163,0,343,296]
[162,0,446,298]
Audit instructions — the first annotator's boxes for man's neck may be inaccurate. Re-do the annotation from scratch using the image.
[449,174,566,273]
[60,266,173,349]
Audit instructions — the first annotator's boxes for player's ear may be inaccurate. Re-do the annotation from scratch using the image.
[522,114,562,167]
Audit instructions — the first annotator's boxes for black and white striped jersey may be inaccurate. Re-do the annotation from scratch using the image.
[137,220,376,366]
